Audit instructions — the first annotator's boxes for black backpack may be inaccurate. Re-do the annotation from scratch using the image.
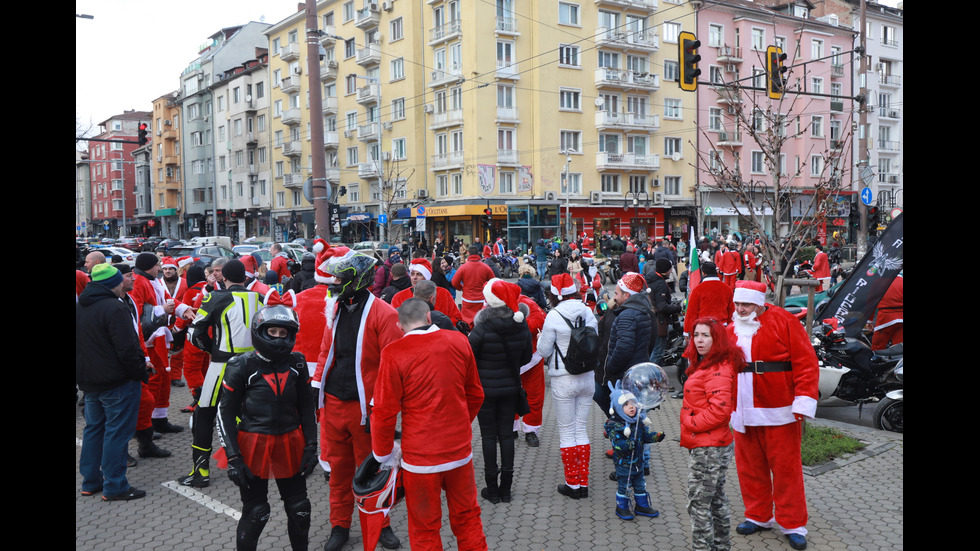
[554,312,600,375]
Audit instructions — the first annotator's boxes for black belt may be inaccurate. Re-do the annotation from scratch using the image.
[741,361,792,374]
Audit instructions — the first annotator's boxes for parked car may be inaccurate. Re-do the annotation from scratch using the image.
[352,241,392,261]
[233,244,261,255]
[116,237,144,251]
[99,247,138,267]
[167,245,239,267]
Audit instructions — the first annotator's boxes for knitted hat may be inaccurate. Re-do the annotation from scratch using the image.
[655,258,672,274]
[609,382,640,427]
[239,254,259,278]
[91,263,122,289]
[733,280,767,306]
[550,273,577,301]
[617,272,646,296]
[135,252,159,271]
[483,279,525,323]
[186,265,207,287]
[112,263,132,275]
[222,259,247,284]
[409,258,432,280]
[161,256,177,270]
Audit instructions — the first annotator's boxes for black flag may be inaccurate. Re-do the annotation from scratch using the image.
[815,213,903,337]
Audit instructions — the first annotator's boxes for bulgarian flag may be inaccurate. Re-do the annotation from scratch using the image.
[688,230,699,273]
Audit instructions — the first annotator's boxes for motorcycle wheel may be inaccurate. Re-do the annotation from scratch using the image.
[502,265,513,279]
[873,396,903,433]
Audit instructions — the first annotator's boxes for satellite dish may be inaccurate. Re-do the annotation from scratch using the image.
[594,97,605,108]
[671,152,681,162]
[245,95,252,102]
[372,31,381,43]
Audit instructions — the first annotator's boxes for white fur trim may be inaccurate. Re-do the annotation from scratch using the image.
[617,279,638,295]
[733,287,765,306]
[410,264,431,280]
[483,278,505,307]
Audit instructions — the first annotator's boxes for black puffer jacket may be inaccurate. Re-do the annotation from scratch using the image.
[468,305,533,399]
[289,254,317,293]
[76,283,149,392]
[604,291,654,384]
[516,276,548,311]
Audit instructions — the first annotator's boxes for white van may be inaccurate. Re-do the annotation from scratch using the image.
[188,236,233,249]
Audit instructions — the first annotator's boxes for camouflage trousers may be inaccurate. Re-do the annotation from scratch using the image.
[687,442,734,551]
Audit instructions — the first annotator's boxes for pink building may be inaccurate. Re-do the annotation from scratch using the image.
[88,111,151,237]
[693,0,857,239]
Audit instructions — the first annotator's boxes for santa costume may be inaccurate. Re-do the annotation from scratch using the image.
[391,258,464,326]
[727,281,818,539]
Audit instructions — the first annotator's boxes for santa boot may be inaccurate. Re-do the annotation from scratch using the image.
[633,493,660,518]
[615,493,634,520]
[577,444,591,498]
[557,447,579,499]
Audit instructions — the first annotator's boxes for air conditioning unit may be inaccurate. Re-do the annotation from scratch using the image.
[344,129,354,138]
[166,167,174,177]
[292,66,302,75]
[328,60,338,68]
[381,151,392,160]
[423,104,434,113]
[726,64,737,73]
[382,121,392,130]
[652,192,664,205]
[544,191,558,201]
[382,1,393,11]
[727,105,737,115]
[417,189,428,199]
[164,120,172,126]
[590,191,602,204]
[650,178,661,187]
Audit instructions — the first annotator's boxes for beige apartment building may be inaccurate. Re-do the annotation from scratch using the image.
[265,0,698,248]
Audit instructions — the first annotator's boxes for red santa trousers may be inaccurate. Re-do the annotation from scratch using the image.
[320,394,391,531]
[136,382,154,431]
[169,347,184,383]
[147,341,172,412]
[182,343,209,395]
[402,463,487,551]
[515,360,544,431]
[734,422,808,530]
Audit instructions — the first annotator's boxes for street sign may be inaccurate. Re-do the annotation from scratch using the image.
[416,205,425,217]
[416,216,426,231]
[860,187,874,206]
[379,213,388,224]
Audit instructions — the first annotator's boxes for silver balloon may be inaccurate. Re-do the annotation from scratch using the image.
[621,363,670,410]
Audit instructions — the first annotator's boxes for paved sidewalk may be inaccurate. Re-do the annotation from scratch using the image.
[76,376,902,550]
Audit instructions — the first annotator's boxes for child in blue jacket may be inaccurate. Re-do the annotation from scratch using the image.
[604,383,665,520]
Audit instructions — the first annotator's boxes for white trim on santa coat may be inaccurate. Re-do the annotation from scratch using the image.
[314,292,377,426]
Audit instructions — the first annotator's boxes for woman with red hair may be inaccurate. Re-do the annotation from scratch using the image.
[680,317,743,551]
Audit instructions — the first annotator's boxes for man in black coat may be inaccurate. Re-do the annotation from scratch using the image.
[77,264,151,501]
[644,259,682,365]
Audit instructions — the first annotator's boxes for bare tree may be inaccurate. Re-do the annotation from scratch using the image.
[692,51,854,289]
[371,155,415,245]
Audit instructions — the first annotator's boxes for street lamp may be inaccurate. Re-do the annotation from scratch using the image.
[561,148,574,241]
[624,188,650,241]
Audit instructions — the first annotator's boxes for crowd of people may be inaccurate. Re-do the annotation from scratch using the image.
[78,228,862,551]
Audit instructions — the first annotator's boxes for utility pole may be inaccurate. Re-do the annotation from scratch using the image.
[857,0,868,260]
[306,1,329,240]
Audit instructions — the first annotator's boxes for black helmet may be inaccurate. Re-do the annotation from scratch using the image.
[325,251,378,301]
[251,305,300,362]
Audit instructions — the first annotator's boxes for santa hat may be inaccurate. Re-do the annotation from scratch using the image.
[161,256,177,270]
[482,279,524,323]
[315,241,350,284]
[550,273,577,301]
[733,280,767,306]
[239,254,259,278]
[176,256,194,270]
[617,272,646,296]
[409,258,432,280]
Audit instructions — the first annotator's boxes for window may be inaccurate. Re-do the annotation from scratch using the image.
[558,2,579,26]
[343,1,354,22]
[344,39,356,59]
[390,58,405,81]
[452,173,463,195]
[751,28,765,51]
[560,130,581,153]
[498,128,514,152]
[559,88,581,111]
[663,21,680,43]
[664,98,681,119]
[275,161,284,177]
[598,134,619,153]
[256,115,266,132]
[192,131,204,147]
[601,174,620,193]
[810,155,824,177]
[217,95,225,112]
[255,81,264,99]
[345,74,358,95]
[390,17,403,41]
[882,25,897,47]
[392,138,406,160]
[233,87,241,104]
[496,41,515,71]
[273,69,282,88]
[664,176,681,196]
[559,44,580,67]
[708,24,724,48]
[811,116,824,138]
[438,174,449,197]
[664,137,681,157]
[664,60,679,82]
[709,66,723,84]
[811,39,824,60]
[258,147,267,164]
[272,38,281,56]
[234,119,243,136]
[709,150,723,172]
[812,77,823,95]
[708,108,722,131]
[561,173,582,195]
[274,130,283,147]
[392,98,405,121]
[499,171,515,194]
[751,151,765,173]
[346,147,359,166]
[628,135,647,155]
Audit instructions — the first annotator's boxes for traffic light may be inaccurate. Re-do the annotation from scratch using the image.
[137,122,149,146]
[766,46,788,100]
[678,31,701,92]
[483,208,493,230]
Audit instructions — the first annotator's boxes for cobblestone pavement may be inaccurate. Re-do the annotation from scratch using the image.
[76,371,902,551]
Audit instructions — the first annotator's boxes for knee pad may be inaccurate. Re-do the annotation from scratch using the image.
[243,501,271,524]
[284,497,311,523]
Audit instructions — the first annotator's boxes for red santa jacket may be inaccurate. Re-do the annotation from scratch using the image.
[372,325,484,473]
[716,250,740,276]
[683,277,734,335]
[391,285,463,326]
[811,251,830,279]
[727,304,819,431]
[451,256,495,304]
[313,293,403,426]
[874,274,903,331]
[293,285,330,371]
[517,295,546,374]
[743,250,757,271]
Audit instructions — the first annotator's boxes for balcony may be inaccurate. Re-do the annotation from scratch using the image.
[595,152,660,171]
[878,73,901,88]
[496,60,520,80]
[831,64,845,78]
[357,122,380,142]
[429,19,462,45]
[595,0,658,11]
[431,151,464,170]
[319,25,336,46]
[595,111,660,132]
[281,108,302,125]
[429,66,464,88]
[356,83,381,105]
[279,43,301,62]
[594,27,659,52]
[320,60,338,81]
[498,149,520,165]
[283,141,303,157]
[283,173,305,189]
[495,106,520,123]
[325,167,340,181]
[878,107,901,120]
[715,45,743,63]
[594,67,660,91]
[281,75,302,94]
[715,128,742,147]
[324,131,339,149]
[713,85,743,105]
[430,107,464,129]
[359,162,381,179]
[246,132,258,145]
[877,139,901,153]
[355,4,380,30]
[322,95,338,115]
[495,17,519,36]
[356,43,381,67]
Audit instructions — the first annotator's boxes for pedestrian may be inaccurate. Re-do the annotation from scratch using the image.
[605,383,665,520]
[538,273,599,499]
[681,317,741,551]
[645,259,682,365]
[515,294,547,446]
[871,272,903,350]
[312,250,403,551]
[452,245,496,327]
[728,281,819,551]
[217,305,318,551]
[379,262,411,304]
[371,298,488,551]
[371,246,401,298]
[174,265,209,413]
[534,239,550,279]
[515,263,547,311]
[468,279,533,504]
[391,258,464,328]
[811,245,831,292]
[683,262,734,338]
[77,263,149,501]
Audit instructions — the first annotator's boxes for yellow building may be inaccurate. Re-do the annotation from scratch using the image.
[265,0,698,247]
[151,92,183,238]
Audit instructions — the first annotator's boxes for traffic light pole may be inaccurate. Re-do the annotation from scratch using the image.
[305,1,330,241]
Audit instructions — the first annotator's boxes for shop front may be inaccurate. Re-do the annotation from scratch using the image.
[562,205,667,244]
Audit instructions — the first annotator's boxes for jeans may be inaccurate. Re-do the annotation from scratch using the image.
[79,380,141,496]
[649,332,667,366]
[536,261,548,280]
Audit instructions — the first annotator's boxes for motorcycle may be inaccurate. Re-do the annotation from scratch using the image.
[597,257,621,286]
[496,251,520,279]
[659,314,689,389]
[812,321,904,433]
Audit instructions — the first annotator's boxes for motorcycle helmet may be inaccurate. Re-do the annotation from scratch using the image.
[352,454,404,516]
[326,250,378,301]
[251,305,300,362]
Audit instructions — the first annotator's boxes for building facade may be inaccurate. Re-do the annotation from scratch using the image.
[151,92,183,239]
[87,111,152,238]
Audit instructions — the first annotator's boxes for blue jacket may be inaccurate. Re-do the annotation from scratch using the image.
[604,292,653,384]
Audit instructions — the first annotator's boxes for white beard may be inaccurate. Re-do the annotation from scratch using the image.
[732,310,761,338]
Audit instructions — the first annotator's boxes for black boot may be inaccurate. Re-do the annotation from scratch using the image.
[322,526,349,551]
[237,502,270,551]
[499,469,513,503]
[179,446,211,488]
[136,428,172,458]
[152,417,184,434]
[481,468,500,504]
[378,526,401,549]
[284,498,311,551]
